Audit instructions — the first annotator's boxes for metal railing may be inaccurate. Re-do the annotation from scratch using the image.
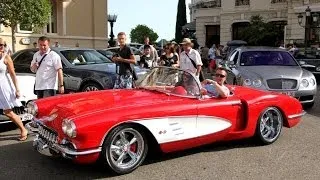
[235,0,250,6]
[271,0,287,3]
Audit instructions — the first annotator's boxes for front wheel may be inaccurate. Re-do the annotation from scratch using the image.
[255,107,283,145]
[102,125,148,175]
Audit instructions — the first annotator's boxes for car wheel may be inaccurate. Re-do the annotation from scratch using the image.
[81,82,102,92]
[102,125,148,175]
[303,102,314,110]
[256,107,283,145]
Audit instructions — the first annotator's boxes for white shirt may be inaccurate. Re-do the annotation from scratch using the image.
[31,49,62,90]
[179,49,203,75]
[208,47,216,59]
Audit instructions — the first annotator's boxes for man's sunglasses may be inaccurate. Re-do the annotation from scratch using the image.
[215,74,226,78]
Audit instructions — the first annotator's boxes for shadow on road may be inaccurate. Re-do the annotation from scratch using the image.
[0,137,259,179]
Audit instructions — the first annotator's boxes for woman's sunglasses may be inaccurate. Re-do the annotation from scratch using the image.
[0,44,4,47]
[215,73,226,78]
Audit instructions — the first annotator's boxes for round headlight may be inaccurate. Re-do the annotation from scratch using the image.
[316,66,320,72]
[26,101,38,116]
[252,79,262,87]
[301,79,309,87]
[310,78,316,86]
[243,79,252,86]
[62,119,77,138]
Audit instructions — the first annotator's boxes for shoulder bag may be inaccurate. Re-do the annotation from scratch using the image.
[185,53,205,82]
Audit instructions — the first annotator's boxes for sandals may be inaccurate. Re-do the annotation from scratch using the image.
[17,135,28,141]
[17,131,28,141]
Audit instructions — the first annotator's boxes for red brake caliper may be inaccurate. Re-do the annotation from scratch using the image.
[130,143,137,153]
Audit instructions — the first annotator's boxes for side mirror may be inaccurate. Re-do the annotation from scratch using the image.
[299,60,306,65]
[228,61,236,68]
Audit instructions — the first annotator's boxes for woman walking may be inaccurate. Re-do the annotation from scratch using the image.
[159,43,179,68]
[0,38,28,141]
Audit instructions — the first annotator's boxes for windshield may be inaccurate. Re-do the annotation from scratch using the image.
[60,50,112,65]
[136,67,201,98]
[240,51,298,66]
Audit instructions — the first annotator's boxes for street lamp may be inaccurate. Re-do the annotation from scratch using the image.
[108,14,117,47]
[297,6,320,52]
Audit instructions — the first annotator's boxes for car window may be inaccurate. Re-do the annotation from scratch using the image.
[228,50,237,62]
[13,51,36,65]
[229,50,239,64]
[240,51,298,66]
[60,50,111,65]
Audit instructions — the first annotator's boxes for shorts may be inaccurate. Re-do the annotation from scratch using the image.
[209,59,216,69]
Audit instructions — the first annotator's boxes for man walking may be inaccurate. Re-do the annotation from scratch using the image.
[30,36,64,98]
[112,32,136,89]
[179,38,203,79]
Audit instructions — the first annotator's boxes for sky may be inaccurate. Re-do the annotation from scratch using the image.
[108,0,192,43]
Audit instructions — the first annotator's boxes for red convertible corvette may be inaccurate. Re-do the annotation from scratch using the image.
[26,67,305,174]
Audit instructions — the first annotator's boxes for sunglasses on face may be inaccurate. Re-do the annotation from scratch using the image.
[215,74,226,78]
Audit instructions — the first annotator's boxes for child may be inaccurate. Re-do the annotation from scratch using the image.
[139,45,153,69]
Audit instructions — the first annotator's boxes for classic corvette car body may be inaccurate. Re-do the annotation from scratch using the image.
[26,67,304,174]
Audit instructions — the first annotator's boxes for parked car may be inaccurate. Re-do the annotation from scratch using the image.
[295,48,320,75]
[26,67,304,174]
[0,73,35,124]
[98,46,141,63]
[12,48,147,93]
[222,40,247,60]
[223,46,317,108]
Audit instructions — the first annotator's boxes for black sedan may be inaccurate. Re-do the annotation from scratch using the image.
[12,47,147,92]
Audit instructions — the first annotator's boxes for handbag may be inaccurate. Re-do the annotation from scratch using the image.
[33,51,50,95]
[185,53,205,82]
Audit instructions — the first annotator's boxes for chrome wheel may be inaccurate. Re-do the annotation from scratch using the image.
[103,126,148,174]
[257,107,283,144]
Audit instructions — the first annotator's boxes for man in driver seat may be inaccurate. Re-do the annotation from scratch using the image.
[201,67,230,98]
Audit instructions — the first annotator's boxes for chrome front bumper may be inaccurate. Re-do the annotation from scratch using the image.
[26,121,101,158]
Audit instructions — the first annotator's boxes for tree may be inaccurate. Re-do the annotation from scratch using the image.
[0,0,52,52]
[239,15,281,46]
[130,24,159,44]
[175,0,187,43]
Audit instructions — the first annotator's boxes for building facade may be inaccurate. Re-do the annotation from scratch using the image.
[189,0,320,47]
[0,0,108,52]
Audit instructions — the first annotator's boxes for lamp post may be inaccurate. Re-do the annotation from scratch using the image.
[297,6,320,52]
[108,14,117,47]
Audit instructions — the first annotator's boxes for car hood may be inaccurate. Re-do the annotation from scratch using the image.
[238,66,303,79]
[72,63,148,76]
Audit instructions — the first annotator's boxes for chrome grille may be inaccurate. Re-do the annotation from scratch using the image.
[38,125,58,144]
[0,106,25,115]
[267,79,298,90]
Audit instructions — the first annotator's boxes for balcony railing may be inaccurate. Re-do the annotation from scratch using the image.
[189,0,221,9]
[235,0,250,6]
[271,0,286,3]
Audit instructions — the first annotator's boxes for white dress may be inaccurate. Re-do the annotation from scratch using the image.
[0,53,21,109]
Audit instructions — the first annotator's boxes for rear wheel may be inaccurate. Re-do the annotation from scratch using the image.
[102,125,148,175]
[256,107,283,145]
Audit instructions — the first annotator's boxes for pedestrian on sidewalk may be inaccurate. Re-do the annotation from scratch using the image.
[179,38,203,81]
[0,38,28,141]
[112,32,136,89]
[139,36,158,65]
[30,36,64,98]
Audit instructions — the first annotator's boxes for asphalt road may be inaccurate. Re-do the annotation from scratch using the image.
[0,90,319,180]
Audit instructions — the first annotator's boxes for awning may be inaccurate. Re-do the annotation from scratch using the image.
[182,21,196,31]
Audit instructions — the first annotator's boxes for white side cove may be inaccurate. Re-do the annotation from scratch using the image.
[14,74,37,102]
[133,116,232,144]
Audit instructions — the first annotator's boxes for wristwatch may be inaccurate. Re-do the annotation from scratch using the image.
[59,84,64,87]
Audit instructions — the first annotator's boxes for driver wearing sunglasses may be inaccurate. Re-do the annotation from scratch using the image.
[201,67,230,98]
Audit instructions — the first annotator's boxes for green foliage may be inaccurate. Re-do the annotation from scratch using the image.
[175,0,187,43]
[130,24,159,44]
[0,0,52,51]
[239,15,282,46]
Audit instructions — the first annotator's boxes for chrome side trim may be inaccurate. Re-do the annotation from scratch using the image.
[288,111,306,119]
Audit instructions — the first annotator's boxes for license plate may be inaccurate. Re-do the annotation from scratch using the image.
[20,113,34,121]
[279,91,295,96]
